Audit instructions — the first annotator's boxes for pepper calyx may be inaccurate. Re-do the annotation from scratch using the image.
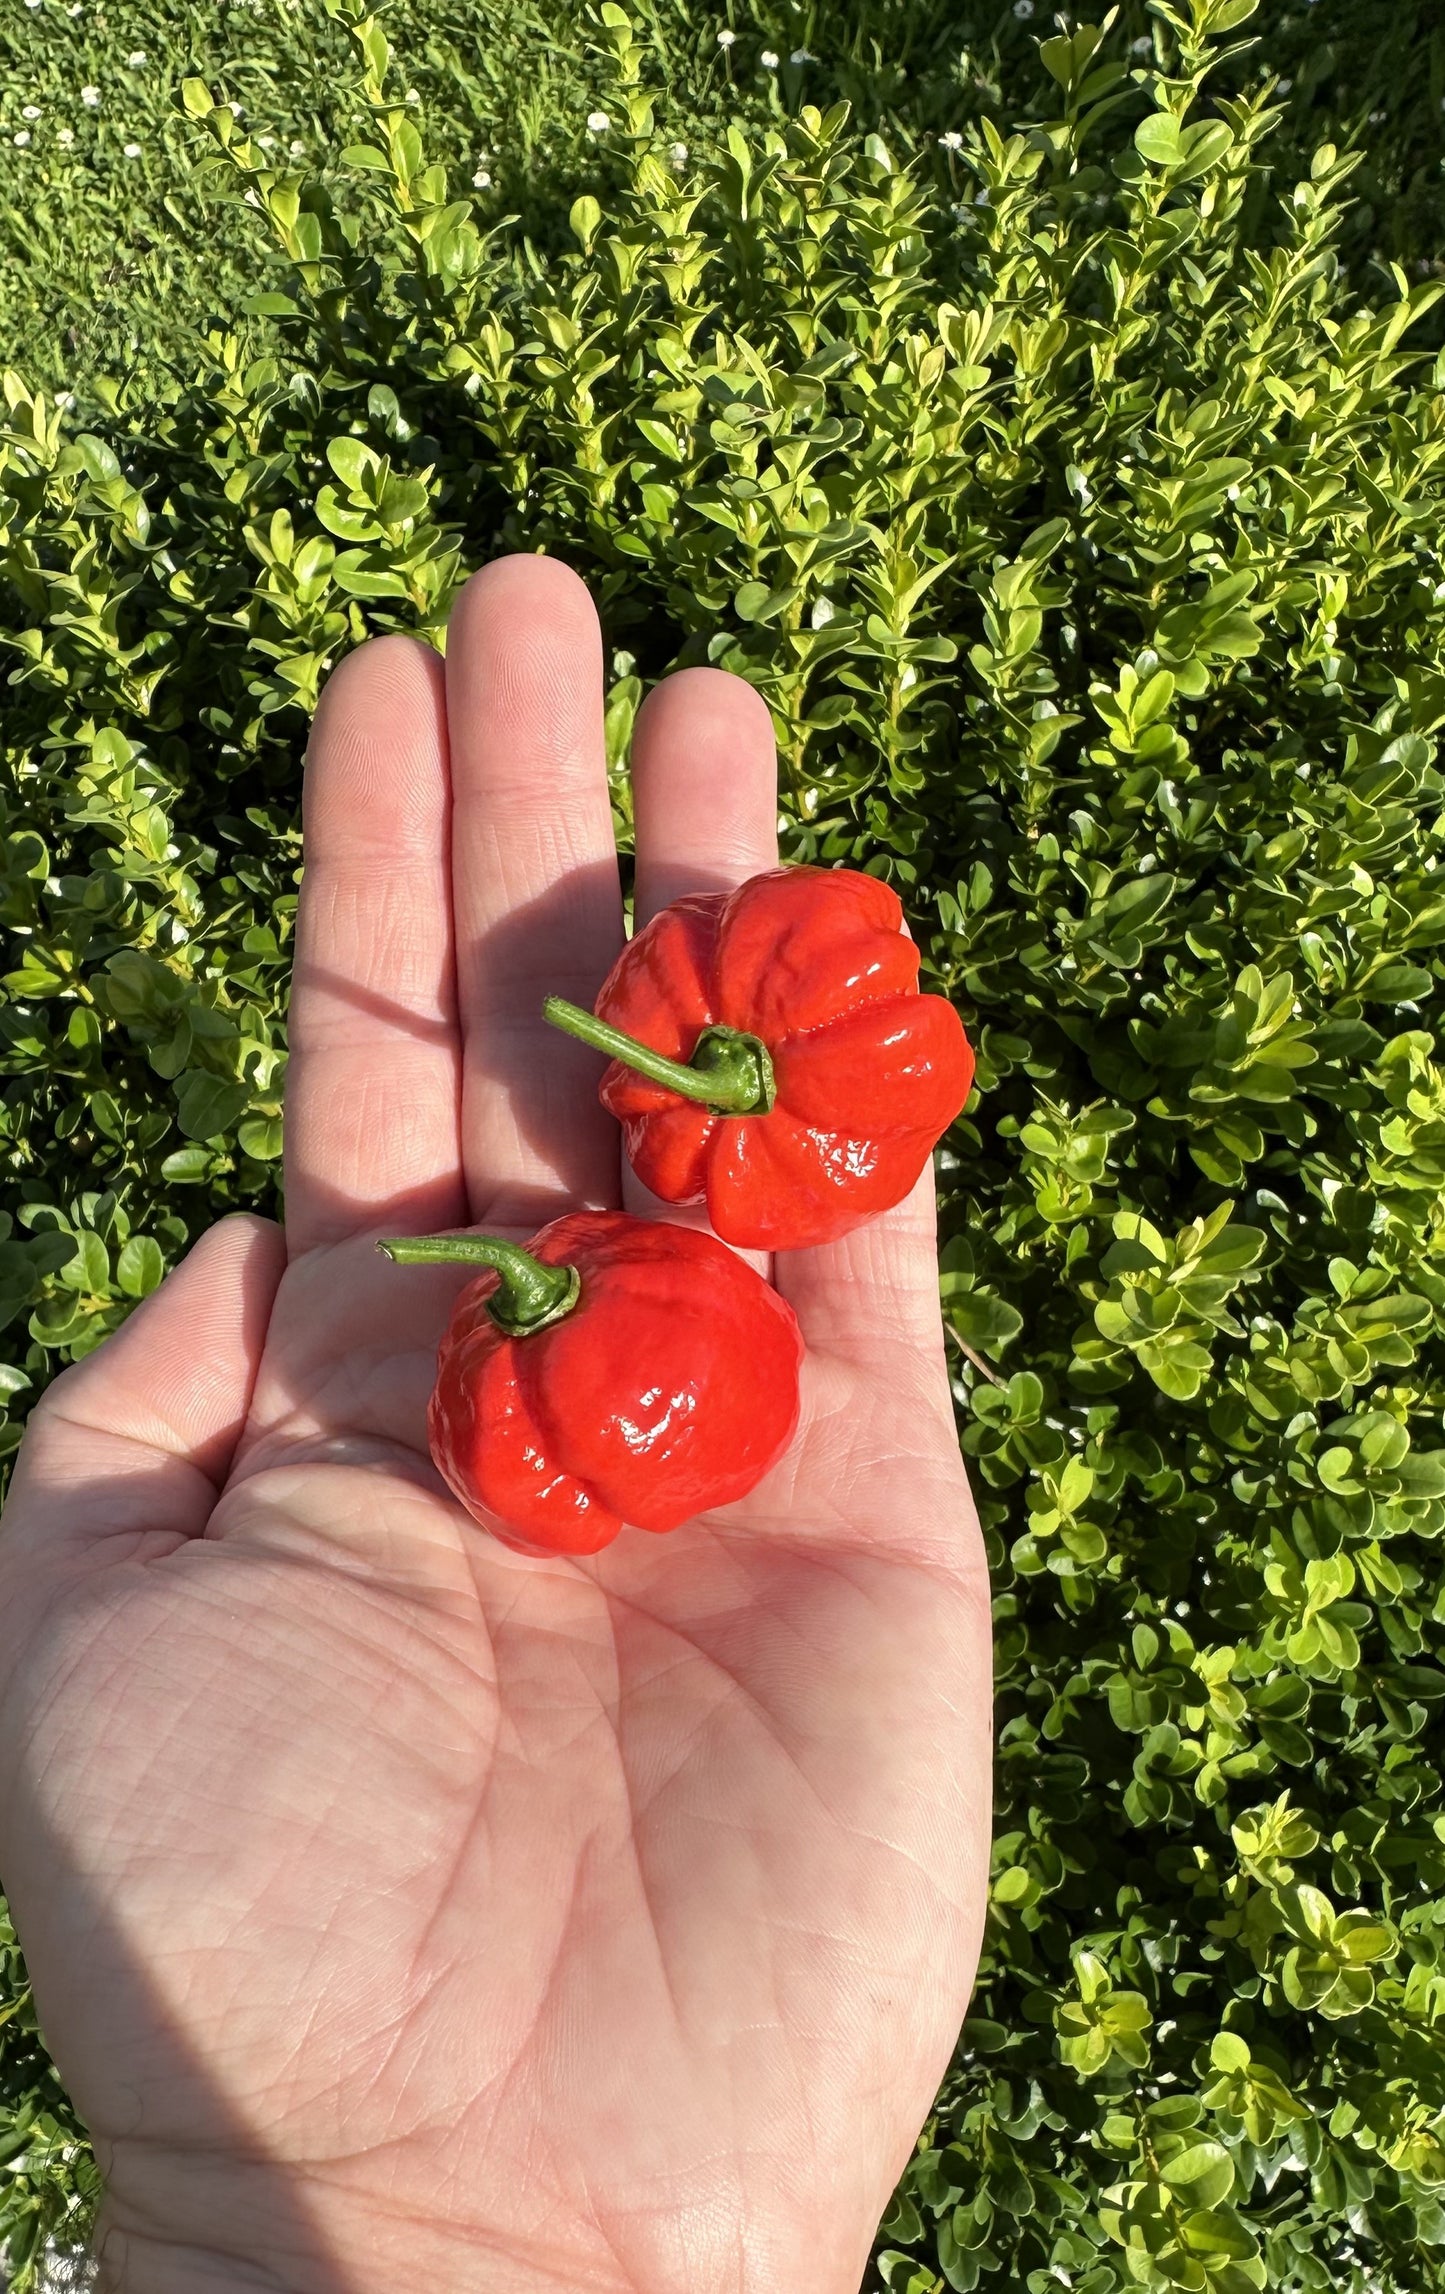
[377,1235,581,1335]
[542,996,776,1115]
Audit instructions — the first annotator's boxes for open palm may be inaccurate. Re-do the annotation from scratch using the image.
[0,559,991,2294]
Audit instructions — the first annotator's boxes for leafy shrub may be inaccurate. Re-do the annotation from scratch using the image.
[4,0,1445,2286]
[4,0,1442,401]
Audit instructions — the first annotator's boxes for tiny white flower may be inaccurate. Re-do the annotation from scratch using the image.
[1276,77,1293,92]
[24,1,41,12]
[227,100,243,117]
[126,47,145,65]
[463,372,482,395]
[58,125,74,144]
[716,26,736,46]
[810,597,836,629]
[66,3,82,13]
[790,47,815,63]
[13,130,31,145]
[405,87,420,104]
[1368,108,1385,124]
[938,129,964,150]
[472,167,491,186]
[55,389,75,408]
[258,133,275,149]
[22,104,42,119]
[1131,35,1152,53]
[82,85,101,106]
[586,109,610,132]
[289,138,306,155]
[1013,0,1034,16]
[761,49,779,68]
[670,140,688,165]
[975,186,990,204]
[123,139,141,156]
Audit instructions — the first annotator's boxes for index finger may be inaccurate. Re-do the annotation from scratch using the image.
[283,635,465,1256]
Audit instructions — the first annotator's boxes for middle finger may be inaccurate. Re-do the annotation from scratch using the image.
[446,555,625,1228]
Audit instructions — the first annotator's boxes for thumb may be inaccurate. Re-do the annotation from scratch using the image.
[0,1213,287,1571]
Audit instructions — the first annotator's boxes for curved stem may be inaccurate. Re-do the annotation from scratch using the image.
[376,1234,580,1335]
[542,997,774,1114]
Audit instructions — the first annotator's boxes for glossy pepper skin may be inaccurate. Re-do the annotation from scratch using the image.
[380,1211,803,1558]
[545,867,974,1251]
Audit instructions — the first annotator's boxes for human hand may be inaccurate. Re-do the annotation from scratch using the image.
[0,557,991,2294]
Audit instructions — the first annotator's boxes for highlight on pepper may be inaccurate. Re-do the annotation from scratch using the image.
[544,865,974,1252]
[378,1210,803,1556]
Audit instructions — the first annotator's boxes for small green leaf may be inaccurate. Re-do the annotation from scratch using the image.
[569,194,602,250]
[116,1237,165,1298]
[326,435,383,493]
[238,1115,285,1161]
[160,1146,214,1183]
[175,1072,250,1142]
[1135,114,1185,169]
[1180,2206,1257,2258]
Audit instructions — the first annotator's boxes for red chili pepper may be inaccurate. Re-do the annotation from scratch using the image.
[543,867,973,1251]
[378,1211,803,1556]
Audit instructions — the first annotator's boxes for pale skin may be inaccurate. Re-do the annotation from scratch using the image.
[0,557,992,2294]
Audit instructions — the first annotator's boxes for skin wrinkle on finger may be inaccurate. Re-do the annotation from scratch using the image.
[303,754,447,858]
[297,1057,461,1226]
[304,634,447,789]
[782,1231,948,1351]
[444,562,625,1216]
[621,666,779,1227]
[629,668,779,929]
[294,879,456,1042]
[286,964,456,1055]
[459,843,619,1021]
[286,633,462,1254]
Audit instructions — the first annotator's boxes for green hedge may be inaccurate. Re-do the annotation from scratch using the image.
[4,0,1442,399]
[4,0,1445,2286]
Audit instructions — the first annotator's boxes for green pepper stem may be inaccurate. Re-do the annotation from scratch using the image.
[376,1234,580,1335]
[542,996,775,1114]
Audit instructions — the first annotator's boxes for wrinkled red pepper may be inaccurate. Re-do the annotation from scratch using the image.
[544,867,973,1251]
[379,1211,803,1555]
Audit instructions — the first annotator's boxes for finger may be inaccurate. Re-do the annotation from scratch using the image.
[445,556,624,1226]
[774,1165,952,1383]
[620,669,779,1230]
[284,635,464,1255]
[0,1216,286,1569]
[630,667,779,925]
